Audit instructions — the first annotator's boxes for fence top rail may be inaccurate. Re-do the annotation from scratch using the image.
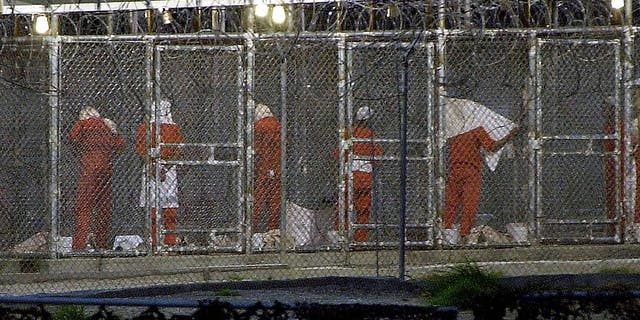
[2,26,635,43]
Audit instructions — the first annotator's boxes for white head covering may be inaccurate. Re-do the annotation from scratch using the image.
[151,100,175,124]
[605,95,615,106]
[79,106,100,120]
[255,103,274,122]
[103,118,118,134]
[355,106,372,121]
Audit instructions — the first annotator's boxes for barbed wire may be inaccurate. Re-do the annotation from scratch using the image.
[0,0,637,37]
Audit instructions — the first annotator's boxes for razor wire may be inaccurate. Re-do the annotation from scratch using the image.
[0,0,636,37]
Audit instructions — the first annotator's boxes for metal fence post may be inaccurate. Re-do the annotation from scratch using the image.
[48,35,60,259]
[245,34,255,254]
[398,47,410,281]
[279,47,288,255]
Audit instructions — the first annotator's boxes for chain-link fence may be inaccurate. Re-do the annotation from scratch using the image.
[3,13,640,294]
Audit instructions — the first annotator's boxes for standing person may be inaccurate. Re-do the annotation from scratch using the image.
[631,119,640,226]
[332,106,384,243]
[442,97,519,244]
[602,96,629,236]
[252,104,282,234]
[70,106,125,251]
[603,92,640,238]
[136,99,184,249]
[627,88,640,227]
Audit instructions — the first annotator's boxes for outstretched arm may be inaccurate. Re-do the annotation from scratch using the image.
[487,127,520,153]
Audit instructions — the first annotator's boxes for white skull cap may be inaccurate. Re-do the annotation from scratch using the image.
[355,106,372,121]
[255,103,274,121]
[605,96,615,105]
[79,106,100,120]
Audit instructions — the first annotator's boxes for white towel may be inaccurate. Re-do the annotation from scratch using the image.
[442,97,517,171]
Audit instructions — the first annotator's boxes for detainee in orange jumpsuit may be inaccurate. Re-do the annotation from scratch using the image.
[444,126,518,240]
[603,95,640,236]
[333,106,384,243]
[70,106,125,251]
[602,97,626,234]
[136,100,184,248]
[253,104,282,233]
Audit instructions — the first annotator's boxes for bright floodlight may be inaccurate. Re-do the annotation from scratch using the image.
[255,1,269,18]
[272,5,286,24]
[611,0,624,9]
[34,15,49,34]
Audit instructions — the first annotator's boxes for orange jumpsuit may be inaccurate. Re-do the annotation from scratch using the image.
[70,118,125,250]
[253,116,282,232]
[604,120,625,230]
[603,120,640,231]
[444,126,496,237]
[334,127,384,242]
[136,122,184,247]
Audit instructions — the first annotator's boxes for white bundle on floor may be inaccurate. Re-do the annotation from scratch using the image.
[285,201,319,248]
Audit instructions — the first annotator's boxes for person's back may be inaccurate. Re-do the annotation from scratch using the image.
[135,122,184,160]
[254,116,281,175]
[70,118,124,170]
[447,126,496,170]
[352,127,382,157]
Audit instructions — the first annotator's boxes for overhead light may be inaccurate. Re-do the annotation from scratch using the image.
[611,0,624,9]
[33,14,50,34]
[255,0,269,18]
[272,5,286,24]
[162,9,173,25]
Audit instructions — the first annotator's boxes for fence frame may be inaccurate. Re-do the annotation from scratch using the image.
[2,27,638,261]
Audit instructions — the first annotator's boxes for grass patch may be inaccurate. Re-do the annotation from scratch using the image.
[423,263,503,310]
[51,305,86,320]
[228,275,244,281]
[216,288,241,297]
[597,266,639,274]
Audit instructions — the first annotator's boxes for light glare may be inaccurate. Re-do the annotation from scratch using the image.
[34,15,49,34]
[611,0,624,9]
[272,5,286,24]
[255,1,269,18]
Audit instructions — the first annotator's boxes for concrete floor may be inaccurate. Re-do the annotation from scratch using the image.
[2,244,640,295]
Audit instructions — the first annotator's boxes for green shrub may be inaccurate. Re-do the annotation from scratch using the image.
[423,263,516,319]
[424,263,503,309]
[51,305,86,320]
[216,288,241,297]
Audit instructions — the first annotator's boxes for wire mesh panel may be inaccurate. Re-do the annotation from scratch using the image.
[252,39,341,254]
[535,38,621,242]
[284,40,340,251]
[439,35,530,247]
[347,42,402,249]
[153,45,244,253]
[251,40,285,253]
[346,41,435,250]
[58,40,147,255]
[404,42,436,247]
[0,40,50,255]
